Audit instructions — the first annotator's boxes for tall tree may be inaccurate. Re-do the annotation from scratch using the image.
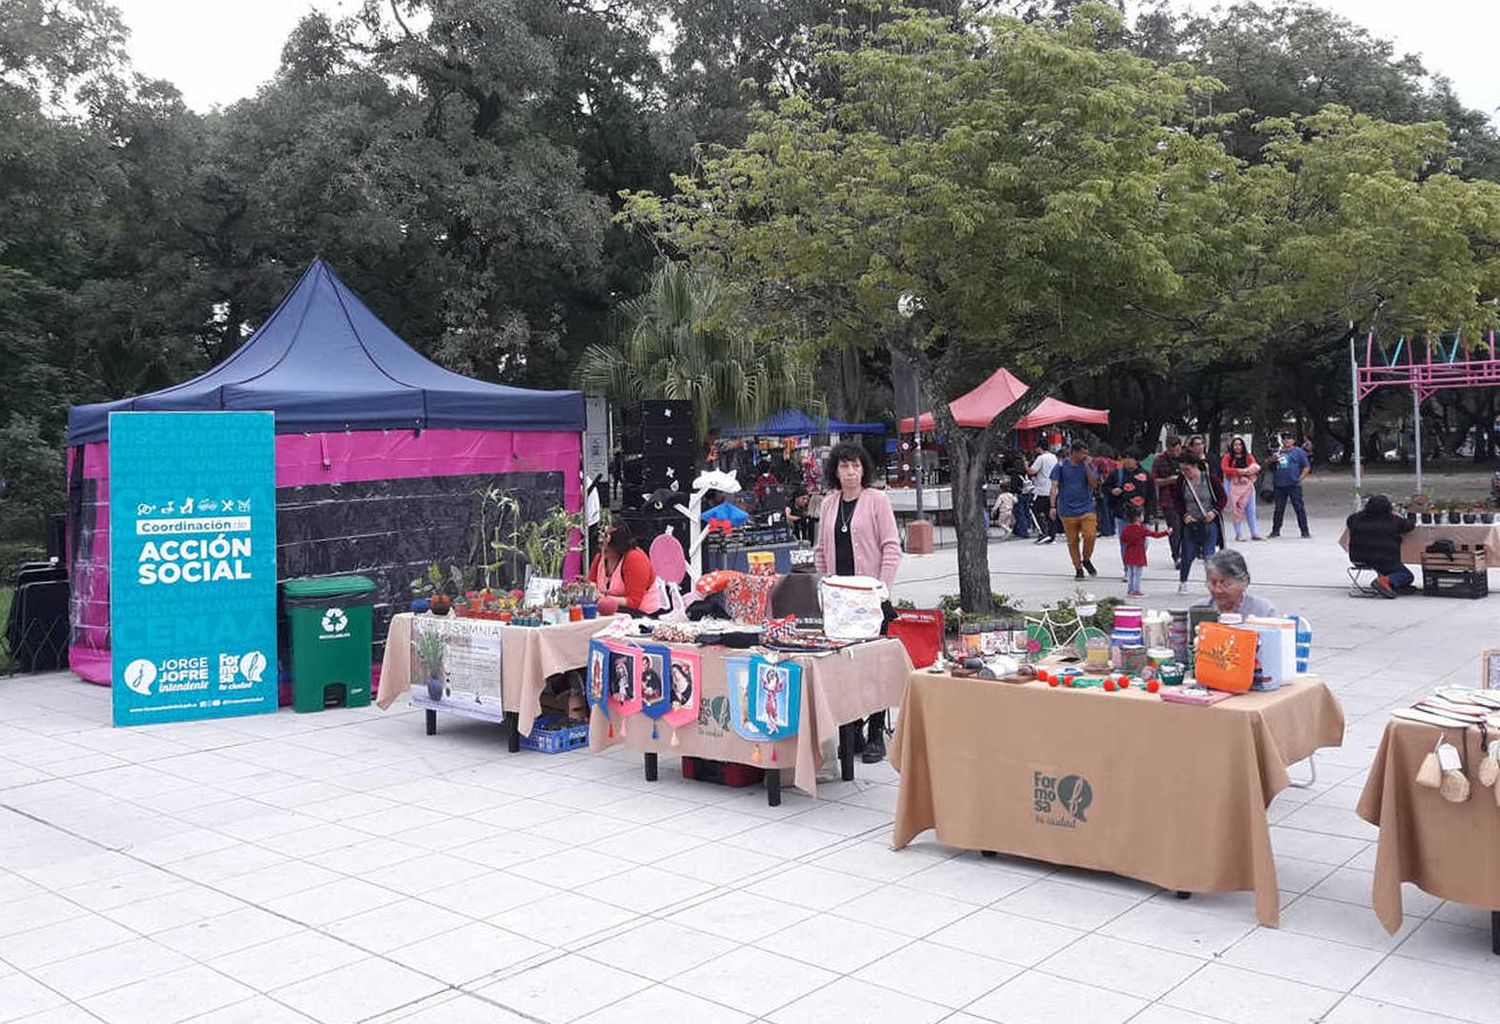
[578,262,818,439]
[625,4,1245,611]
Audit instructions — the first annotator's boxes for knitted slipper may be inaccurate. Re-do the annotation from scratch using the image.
[1416,748,1442,789]
[1440,769,1471,803]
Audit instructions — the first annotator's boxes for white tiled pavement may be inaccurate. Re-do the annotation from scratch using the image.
[1,474,1497,1024]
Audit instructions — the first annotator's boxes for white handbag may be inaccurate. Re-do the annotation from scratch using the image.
[818,575,889,640]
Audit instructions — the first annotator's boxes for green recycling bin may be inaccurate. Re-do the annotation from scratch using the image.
[283,575,377,713]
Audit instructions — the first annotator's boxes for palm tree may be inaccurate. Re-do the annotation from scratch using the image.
[579,263,819,439]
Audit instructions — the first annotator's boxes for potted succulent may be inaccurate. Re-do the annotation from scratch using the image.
[415,628,446,701]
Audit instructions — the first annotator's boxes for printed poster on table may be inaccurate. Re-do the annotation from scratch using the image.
[412,616,504,708]
[108,412,278,727]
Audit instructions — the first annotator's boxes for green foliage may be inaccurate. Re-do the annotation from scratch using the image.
[492,505,583,581]
[0,415,63,539]
[414,628,445,672]
[579,263,819,439]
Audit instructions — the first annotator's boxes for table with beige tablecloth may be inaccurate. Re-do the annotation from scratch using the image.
[891,672,1345,926]
[1356,718,1500,949]
[589,637,914,801]
[377,613,617,738]
[1338,522,1500,565]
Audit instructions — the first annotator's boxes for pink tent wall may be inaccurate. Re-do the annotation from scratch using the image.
[69,427,581,685]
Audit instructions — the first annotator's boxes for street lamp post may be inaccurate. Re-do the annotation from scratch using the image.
[898,293,927,522]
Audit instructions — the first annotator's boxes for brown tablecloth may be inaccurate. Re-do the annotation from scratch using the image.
[377,613,617,735]
[891,673,1345,926]
[1356,718,1500,933]
[589,637,913,799]
[1339,522,1500,565]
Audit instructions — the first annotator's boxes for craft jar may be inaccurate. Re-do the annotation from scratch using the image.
[1157,661,1186,686]
[1084,635,1112,673]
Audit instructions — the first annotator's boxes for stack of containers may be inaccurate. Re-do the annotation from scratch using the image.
[1109,606,1143,670]
[1292,614,1313,674]
[1167,609,1191,662]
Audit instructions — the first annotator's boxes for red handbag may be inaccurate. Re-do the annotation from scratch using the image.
[886,609,945,668]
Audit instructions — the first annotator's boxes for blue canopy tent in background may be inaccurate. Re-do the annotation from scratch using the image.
[715,409,885,437]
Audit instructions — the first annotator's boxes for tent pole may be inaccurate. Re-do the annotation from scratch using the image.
[913,370,926,522]
[1413,386,1424,496]
[1349,323,1362,509]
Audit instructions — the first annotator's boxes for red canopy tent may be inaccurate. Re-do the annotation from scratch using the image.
[898,367,1109,433]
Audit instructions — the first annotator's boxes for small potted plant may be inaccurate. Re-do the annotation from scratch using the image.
[1463,503,1480,525]
[410,563,446,613]
[415,629,446,701]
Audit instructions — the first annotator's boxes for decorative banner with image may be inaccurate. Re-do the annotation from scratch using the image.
[665,649,701,728]
[606,642,642,717]
[749,656,802,741]
[587,639,610,715]
[638,643,672,740]
[108,412,278,727]
[639,644,671,719]
[725,656,765,742]
[410,615,504,709]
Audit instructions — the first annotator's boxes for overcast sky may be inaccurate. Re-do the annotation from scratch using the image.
[113,0,1499,119]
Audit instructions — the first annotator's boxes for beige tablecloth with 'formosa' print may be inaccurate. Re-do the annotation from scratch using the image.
[891,672,1344,926]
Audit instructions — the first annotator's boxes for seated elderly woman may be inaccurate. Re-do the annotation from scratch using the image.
[1194,549,1277,617]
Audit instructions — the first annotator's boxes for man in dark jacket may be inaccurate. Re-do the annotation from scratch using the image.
[1346,494,1415,598]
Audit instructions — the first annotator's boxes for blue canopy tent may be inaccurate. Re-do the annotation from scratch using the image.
[65,259,585,686]
[68,259,582,441]
[715,409,885,437]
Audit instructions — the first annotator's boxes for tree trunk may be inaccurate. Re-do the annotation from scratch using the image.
[949,437,993,614]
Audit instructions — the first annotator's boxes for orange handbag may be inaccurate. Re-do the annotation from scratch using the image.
[1194,622,1258,693]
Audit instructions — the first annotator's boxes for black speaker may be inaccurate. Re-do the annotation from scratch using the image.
[640,400,693,429]
[641,424,695,455]
[625,455,696,497]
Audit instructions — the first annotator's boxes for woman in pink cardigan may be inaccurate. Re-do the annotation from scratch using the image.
[814,442,902,761]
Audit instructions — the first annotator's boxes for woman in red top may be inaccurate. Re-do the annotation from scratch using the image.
[588,523,662,615]
[1219,437,1263,542]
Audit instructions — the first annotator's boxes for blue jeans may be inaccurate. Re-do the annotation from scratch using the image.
[1126,564,1143,592]
[1178,521,1218,582]
[1013,495,1031,538]
[1378,565,1415,590]
[1273,484,1309,536]
[1096,495,1115,537]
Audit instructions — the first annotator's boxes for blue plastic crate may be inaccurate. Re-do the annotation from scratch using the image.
[519,714,590,754]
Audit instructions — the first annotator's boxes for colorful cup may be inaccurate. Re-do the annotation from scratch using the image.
[582,604,598,619]
[569,605,583,622]
[1158,661,1186,686]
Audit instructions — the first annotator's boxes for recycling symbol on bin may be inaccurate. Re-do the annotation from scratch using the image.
[321,608,349,634]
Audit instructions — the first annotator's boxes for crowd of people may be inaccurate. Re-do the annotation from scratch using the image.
[991,431,1315,595]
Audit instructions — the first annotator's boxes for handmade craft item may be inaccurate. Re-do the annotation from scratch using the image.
[724,656,767,758]
[818,575,888,640]
[664,648,701,747]
[747,656,803,763]
[1194,622,1257,694]
[1479,740,1499,788]
[1415,742,1442,789]
[636,644,672,739]
[606,641,642,735]
[586,639,610,729]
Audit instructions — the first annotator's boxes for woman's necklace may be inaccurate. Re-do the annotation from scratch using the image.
[838,492,860,533]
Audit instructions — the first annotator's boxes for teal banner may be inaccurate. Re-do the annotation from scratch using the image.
[108,412,278,727]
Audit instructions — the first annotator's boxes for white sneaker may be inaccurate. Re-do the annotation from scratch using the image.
[1176,582,1189,594]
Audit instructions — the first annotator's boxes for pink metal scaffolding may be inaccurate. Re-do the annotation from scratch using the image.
[1352,328,1500,495]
